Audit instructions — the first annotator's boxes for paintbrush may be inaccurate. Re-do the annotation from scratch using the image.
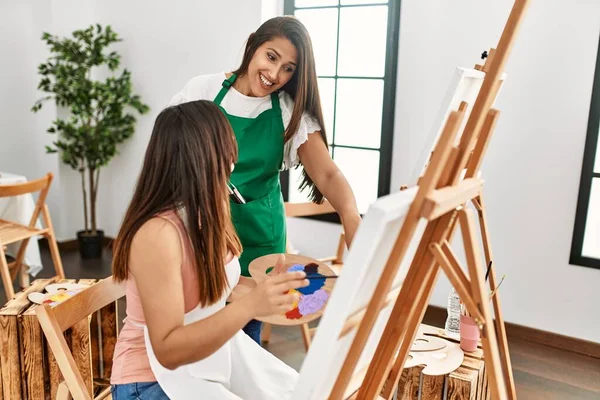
[485,260,493,282]
[489,274,506,300]
[306,274,338,280]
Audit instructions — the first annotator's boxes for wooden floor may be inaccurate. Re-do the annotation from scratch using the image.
[2,246,599,399]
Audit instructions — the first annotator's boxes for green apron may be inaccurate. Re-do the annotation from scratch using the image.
[213,73,287,277]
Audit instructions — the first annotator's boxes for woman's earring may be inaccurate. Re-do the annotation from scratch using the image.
[231,163,235,172]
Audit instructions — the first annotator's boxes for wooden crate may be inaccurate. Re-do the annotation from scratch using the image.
[397,324,489,400]
[0,278,119,400]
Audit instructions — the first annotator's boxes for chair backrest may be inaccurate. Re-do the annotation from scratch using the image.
[0,173,54,230]
[0,173,52,198]
[35,277,126,400]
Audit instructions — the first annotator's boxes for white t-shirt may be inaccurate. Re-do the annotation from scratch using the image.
[168,72,321,170]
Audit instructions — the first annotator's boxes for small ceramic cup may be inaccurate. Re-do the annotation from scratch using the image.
[460,314,480,352]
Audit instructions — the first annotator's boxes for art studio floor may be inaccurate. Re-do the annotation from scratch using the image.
[2,246,599,400]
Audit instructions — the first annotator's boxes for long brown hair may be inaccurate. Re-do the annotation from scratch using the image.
[234,16,327,203]
[112,100,242,307]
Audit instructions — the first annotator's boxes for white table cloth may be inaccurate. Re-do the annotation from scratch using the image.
[0,172,43,276]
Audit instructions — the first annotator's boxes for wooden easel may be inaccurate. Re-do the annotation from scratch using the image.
[326,1,531,399]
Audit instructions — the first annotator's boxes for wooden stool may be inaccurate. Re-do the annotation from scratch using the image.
[396,324,489,400]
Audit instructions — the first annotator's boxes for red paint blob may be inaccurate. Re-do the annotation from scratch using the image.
[285,307,302,319]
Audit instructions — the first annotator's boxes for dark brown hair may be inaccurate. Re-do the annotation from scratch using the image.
[112,100,242,307]
[234,16,328,203]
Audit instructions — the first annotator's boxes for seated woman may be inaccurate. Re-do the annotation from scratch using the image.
[109,100,308,399]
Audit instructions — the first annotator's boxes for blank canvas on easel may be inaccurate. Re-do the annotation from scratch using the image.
[290,188,427,400]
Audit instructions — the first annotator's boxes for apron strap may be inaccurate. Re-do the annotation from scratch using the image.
[215,73,282,117]
[214,73,237,105]
[270,92,281,116]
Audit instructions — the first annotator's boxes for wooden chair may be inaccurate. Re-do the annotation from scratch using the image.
[36,276,125,400]
[261,200,347,350]
[0,173,65,300]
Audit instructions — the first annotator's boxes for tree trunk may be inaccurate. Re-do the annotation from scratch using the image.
[93,168,100,232]
[80,168,89,233]
[89,167,97,234]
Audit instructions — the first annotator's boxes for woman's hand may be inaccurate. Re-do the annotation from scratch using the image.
[245,254,309,317]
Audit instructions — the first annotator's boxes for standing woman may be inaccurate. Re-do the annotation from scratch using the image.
[169,16,361,343]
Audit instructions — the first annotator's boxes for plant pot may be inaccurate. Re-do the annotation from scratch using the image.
[77,230,104,259]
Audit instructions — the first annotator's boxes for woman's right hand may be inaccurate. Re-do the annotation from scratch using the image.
[246,254,309,318]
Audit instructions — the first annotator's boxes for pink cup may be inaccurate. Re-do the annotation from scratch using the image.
[460,314,480,352]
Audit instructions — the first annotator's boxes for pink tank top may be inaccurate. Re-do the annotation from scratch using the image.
[110,211,203,384]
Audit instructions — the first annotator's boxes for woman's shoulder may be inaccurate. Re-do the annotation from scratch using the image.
[279,90,323,169]
[128,215,184,273]
[278,90,295,115]
[132,216,180,248]
[169,72,226,106]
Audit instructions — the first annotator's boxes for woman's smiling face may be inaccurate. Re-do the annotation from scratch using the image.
[245,36,298,97]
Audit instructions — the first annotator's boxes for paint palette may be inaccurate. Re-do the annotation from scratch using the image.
[28,287,85,307]
[248,254,336,325]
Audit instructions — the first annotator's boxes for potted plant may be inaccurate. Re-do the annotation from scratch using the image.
[32,24,149,259]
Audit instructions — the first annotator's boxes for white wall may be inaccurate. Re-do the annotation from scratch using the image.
[287,0,600,343]
[391,0,600,343]
[0,0,262,240]
[0,0,60,233]
[262,0,284,22]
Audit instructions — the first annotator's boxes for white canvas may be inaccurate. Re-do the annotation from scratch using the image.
[291,187,428,400]
[409,67,507,185]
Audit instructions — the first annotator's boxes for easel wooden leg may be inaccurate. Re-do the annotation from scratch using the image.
[459,208,507,400]
[473,195,517,399]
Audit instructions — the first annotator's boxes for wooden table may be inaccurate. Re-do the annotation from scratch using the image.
[0,278,118,400]
[396,324,489,400]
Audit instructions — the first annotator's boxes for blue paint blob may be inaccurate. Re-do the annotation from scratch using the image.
[298,272,326,295]
[288,264,305,272]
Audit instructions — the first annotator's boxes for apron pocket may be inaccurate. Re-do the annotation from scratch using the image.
[230,192,277,247]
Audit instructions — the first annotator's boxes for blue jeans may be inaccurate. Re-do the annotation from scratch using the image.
[243,318,262,344]
[111,382,168,399]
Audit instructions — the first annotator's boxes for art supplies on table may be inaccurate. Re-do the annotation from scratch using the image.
[28,283,88,307]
